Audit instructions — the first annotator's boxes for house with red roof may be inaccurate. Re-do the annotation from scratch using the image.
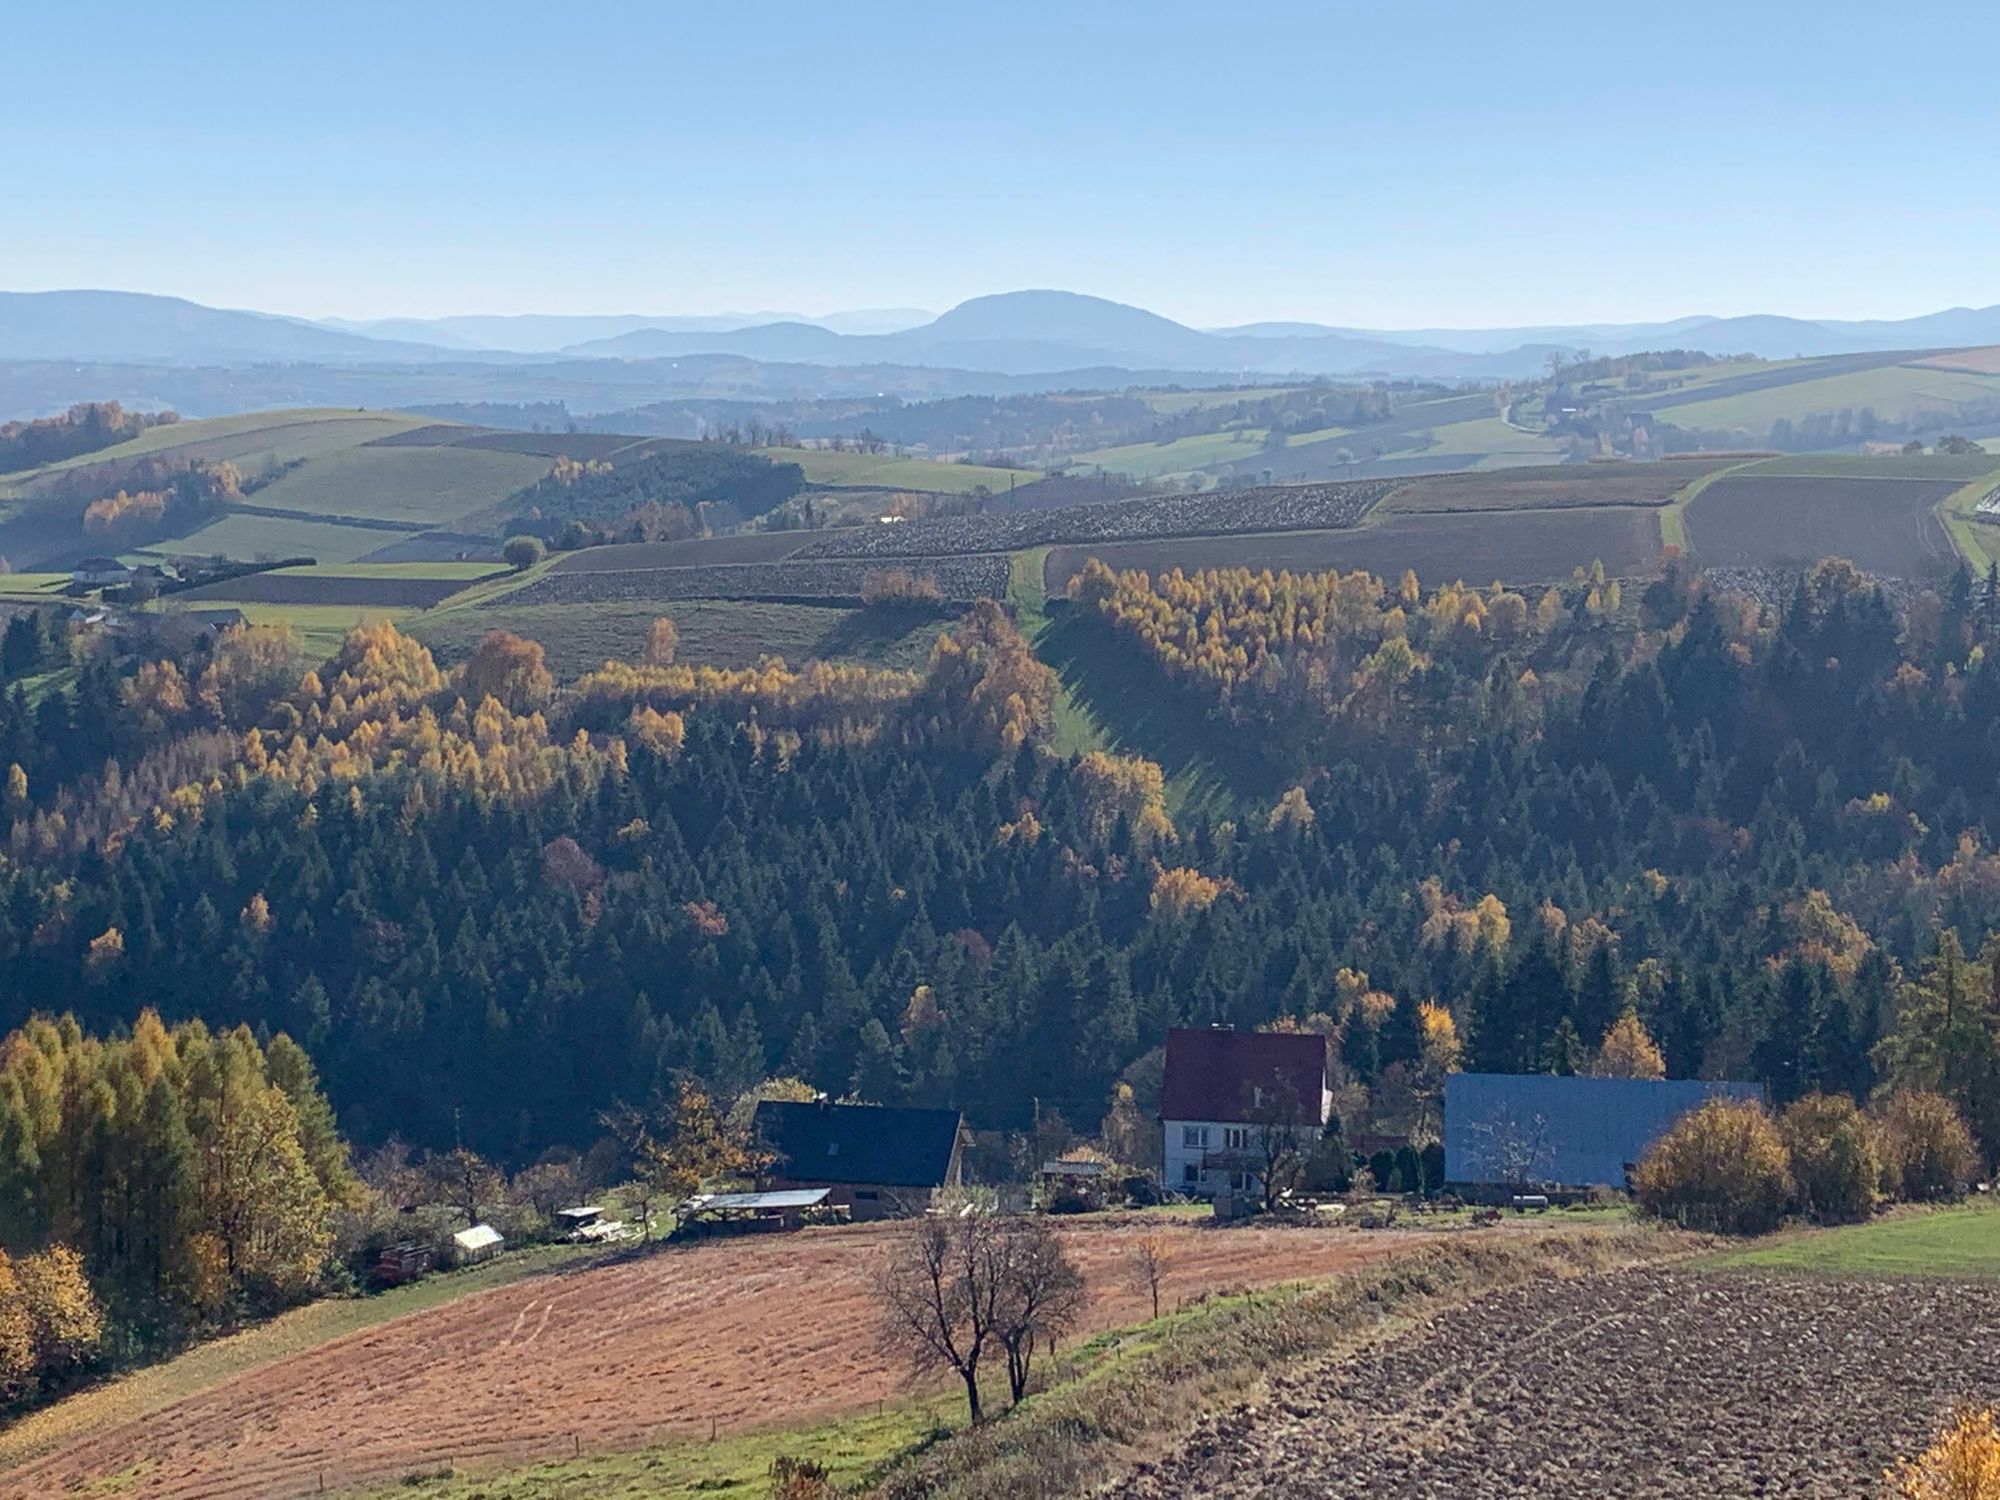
[1160,1026,1331,1198]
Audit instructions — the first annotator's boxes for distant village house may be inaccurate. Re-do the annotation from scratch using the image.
[1160,1026,1332,1199]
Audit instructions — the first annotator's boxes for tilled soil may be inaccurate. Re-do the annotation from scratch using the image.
[1115,1269,2000,1499]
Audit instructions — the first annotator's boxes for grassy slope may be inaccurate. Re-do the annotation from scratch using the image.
[1937,466,2000,573]
[1069,429,1269,480]
[0,1244,603,1479]
[761,449,1035,494]
[1008,549,1274,822]
[1648,362,2000,434]
[146,511,409,566]
[0,410,434,495]
[1708,1201,2000,1277]
[239,444,552,526]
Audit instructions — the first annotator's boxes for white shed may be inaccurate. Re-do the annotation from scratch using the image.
[452,1223,503,1262]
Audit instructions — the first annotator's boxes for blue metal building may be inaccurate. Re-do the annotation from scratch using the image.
[1443,1073,1765,1190]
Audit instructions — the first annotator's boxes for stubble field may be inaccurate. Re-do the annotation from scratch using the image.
[0,1219,1429,1500]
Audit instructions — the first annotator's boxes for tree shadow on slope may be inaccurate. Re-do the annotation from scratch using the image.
[1036,603,1287,823]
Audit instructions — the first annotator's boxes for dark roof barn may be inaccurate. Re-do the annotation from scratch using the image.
[754,1099,962,1189]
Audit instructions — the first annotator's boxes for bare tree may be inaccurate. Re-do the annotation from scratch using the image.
[1468,1105,1553,1192]
[425,1146,504,1228]
[1245,1074,1313,1213]
[875,1210,1088,1421]
[1127,1234,1169,1320]
[875,1212,1009,1423]
[995,1217,1086,1403]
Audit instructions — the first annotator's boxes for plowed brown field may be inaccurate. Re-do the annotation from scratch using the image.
[1,1219,1426,1500]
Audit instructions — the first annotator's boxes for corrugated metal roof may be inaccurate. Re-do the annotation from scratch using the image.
[1161,1027,1328,1123]
[452,1223,503,1251]
[754,1100,962,1188]
[687,1189,832,1211]
[1444,1073,1765,1188]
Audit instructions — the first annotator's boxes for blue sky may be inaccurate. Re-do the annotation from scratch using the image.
[6,1,1997,328]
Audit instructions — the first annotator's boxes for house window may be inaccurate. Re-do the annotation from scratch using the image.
[1230,1170,1254,1192]
[854,1189,878,1201]
[1223,1126,1249,1151]
[1182,1163,1200,1184]
[1181,1125,1209,1149]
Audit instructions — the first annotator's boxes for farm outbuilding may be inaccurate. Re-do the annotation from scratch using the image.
[753,1098,964,1221]
[452,1223,504,1263]
[1443,1073,1764,1194]
[678,1188,833,1235]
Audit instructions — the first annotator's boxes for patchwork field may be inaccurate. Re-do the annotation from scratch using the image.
[1117,1264,2000,1499]
[1045,507,1663,589]
[1682,473,1963,576]
[0,1219,1429,1500]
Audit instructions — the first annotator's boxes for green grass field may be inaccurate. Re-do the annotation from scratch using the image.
[242,444,552,526]
[1648,362,2000,435]
[153,510,409,565]
[1407,416,1567,466]
[0,1243,603,1479]
[1070,429,1270,481]
[1710,1201,2000,1277]
[364,1395,961,1500]
[0,410,435,495]
[760,449,1035,494]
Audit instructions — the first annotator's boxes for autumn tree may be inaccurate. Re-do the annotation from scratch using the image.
[1873,1091,1978,1202]
[645,615,680,666]
[502,535,546,571]
[425,1147,505,1229]
[916,599,1052,755]
[1591,1010,1666,1079]
[1634,1099,1793,1235]
[1889,1402,2000,1500]
[459,630,555,714]
[1777,1092,1877,1224]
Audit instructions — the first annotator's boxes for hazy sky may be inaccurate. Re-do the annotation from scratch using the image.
[8,1,1997,328]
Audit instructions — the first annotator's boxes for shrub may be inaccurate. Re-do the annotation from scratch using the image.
[1874,1090,1979,1202]
[502,535,546,571]
[1777,1093,1878,1224]
[769,1455,837,1499]
[1887,1402,2000,1499]
[1633,1098,1793,1235]
[861,567,944,608]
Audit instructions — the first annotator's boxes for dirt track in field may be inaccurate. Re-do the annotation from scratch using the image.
[1114,1267,2000,1499]
[1,1219,1426,1500]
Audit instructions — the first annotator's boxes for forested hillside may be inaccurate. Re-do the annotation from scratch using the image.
[0,554,1997,1175]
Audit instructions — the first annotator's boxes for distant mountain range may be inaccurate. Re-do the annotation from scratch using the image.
[5,287,2000,387]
